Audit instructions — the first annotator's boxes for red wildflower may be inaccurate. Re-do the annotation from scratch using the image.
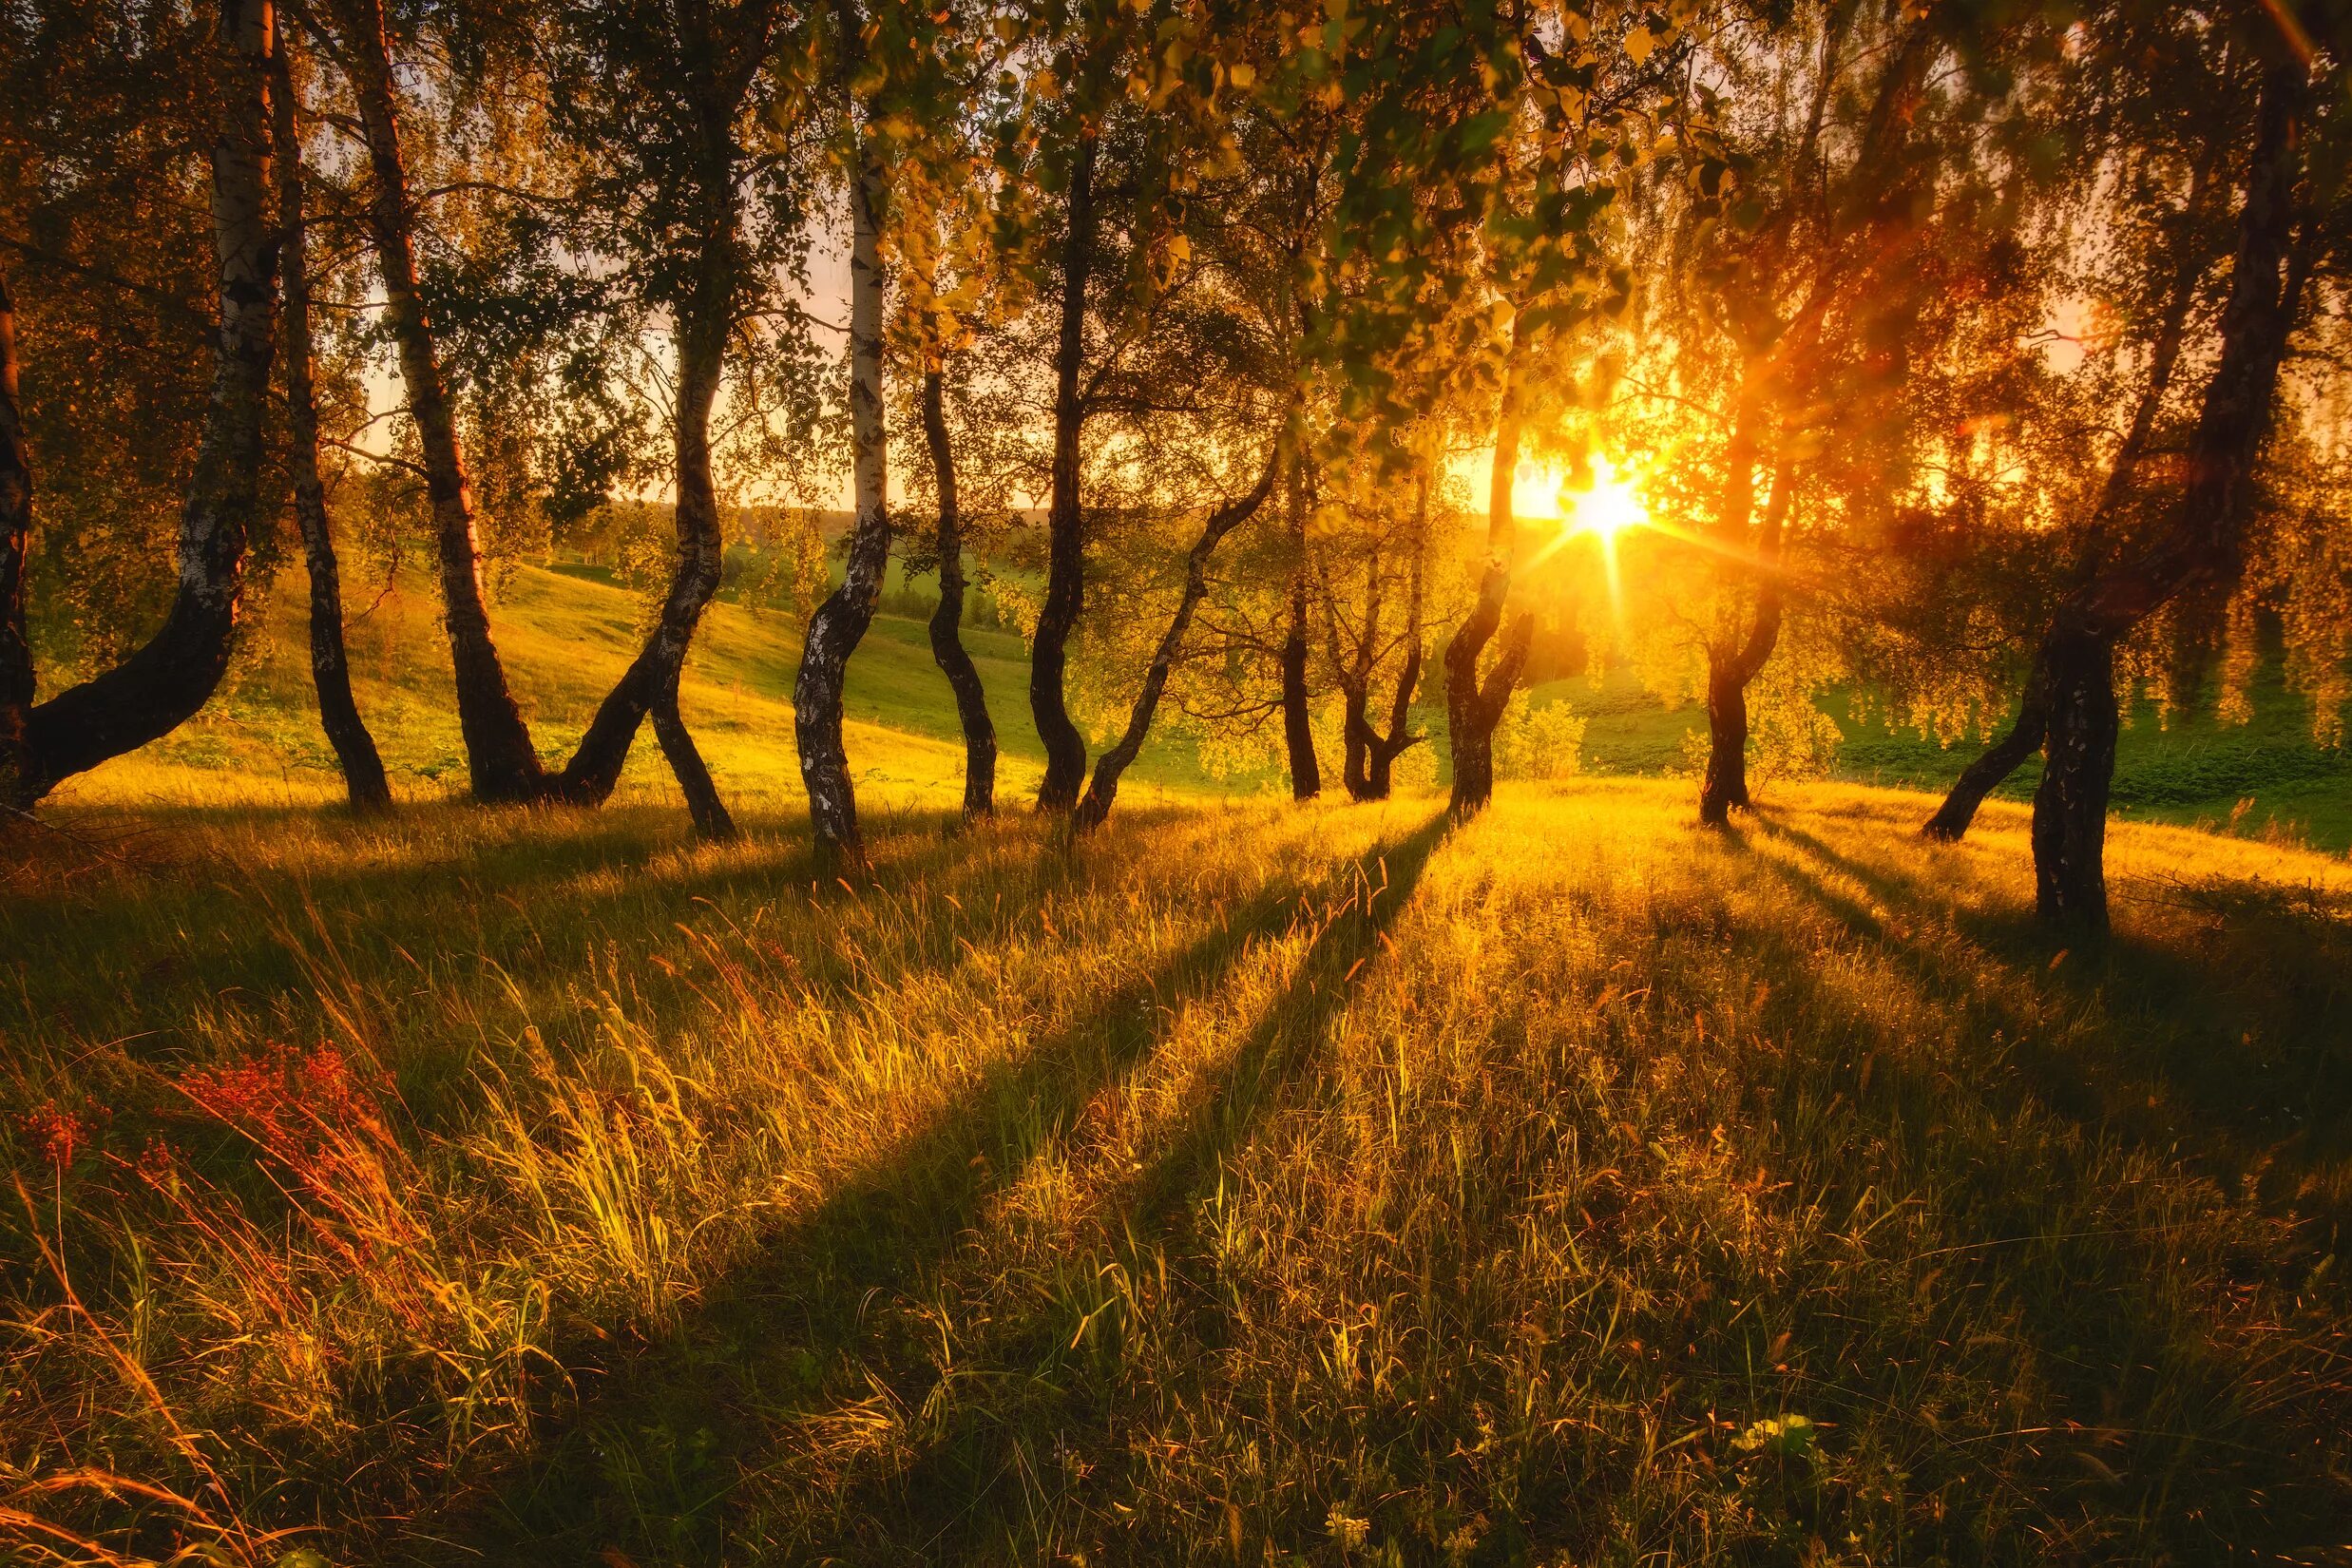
[21,1100,91,1171]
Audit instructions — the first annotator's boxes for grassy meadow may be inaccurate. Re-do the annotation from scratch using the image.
[6,567,2352,1565]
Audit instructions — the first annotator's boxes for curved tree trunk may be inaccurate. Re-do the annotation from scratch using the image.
[652,677,736,841]
[10,0,276,809]
[793,97,891,872]
[1698,459,1790,826]
[275,34,390,814]
[923,367,996,820]
[1362,479,1428,800]
[0,275,33,803]
[1075,439,1282,831]
[327,0,542,801]
[1444,334,1529,818]
[551,306,733,824]
[1280,451,1320,800]
[1029,131,1098,812]
[1922,653,2048,840]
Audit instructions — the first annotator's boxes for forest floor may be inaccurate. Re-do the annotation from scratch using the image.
[6,774,2351,1565]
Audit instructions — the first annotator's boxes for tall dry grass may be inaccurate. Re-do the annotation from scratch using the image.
[4,780,2349,1564]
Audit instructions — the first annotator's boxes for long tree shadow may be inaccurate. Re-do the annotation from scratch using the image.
[473,810,1447,1562]
[735,808,1456,1565]
[1610,838,2352,1558]
[1747,811,2352,1249]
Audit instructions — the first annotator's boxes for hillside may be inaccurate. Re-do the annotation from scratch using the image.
[44,555,1223,814]
[48,558,2352,852]
[5,778,2349,1563]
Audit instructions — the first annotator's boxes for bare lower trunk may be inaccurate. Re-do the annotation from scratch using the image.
[2032,627,2116,930]
[1075,442,1281,831]
[794,98,890,871]
[1922,654,2047,840]
[327,0,540,801]
[1029,130,1096,812]
[1280,452,1319,799]
[923,368,995,820]
[10,0,275,809]
[652,679,736,841]
[1339,681,1372,799]
[1697,659,1750,827]
[1366,541,1425,799]
[0,275,32,801]
[275,38,389,814]
[1446,335,1527,817]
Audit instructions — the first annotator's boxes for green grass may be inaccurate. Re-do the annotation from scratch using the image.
[8,565,2352,1563]
[55,555,1234,814]
[4,777,2350,1564]
[1519,663,2352,850]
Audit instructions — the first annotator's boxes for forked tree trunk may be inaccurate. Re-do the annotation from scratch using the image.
[2019,57,2306,929]
[1363,483,1428,800]
[552,303,734,826]
[1029,131,1098,812]
[1075,439,1282,831]
[1698,460,1790,826]
[9,0,276,809]
[327,0,542,802]
[1923,143,2220,844]
[274,34,390,814]
[1445,332,1531,817]
[923,367,995,820]
[1334,534,1423,803]
[2032,625,2116,927]
[0,275,33,802]
[1280,452,1320,800]
[794,99,891,872]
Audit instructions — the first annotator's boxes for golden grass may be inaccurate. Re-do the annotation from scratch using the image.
[4,776,2349,1564]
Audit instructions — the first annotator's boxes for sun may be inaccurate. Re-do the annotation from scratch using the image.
[1561,456,1647,544]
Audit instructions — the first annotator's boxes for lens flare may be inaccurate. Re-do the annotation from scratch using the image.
[1564,456,1646,545]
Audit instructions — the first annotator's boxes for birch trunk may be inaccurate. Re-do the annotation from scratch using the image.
[11,0,276,808]
[329,0,542,801]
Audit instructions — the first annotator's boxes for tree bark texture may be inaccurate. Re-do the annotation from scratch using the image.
[794,105,891,871]
[923,368,996,820]
[10,0,276,809]
[329,0,542,801]
[275,33,391,813]
[1029,130,1096,812]
[2031,626,2117,927]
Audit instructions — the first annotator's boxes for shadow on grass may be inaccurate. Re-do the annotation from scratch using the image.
[752,809,1457,1565]
[1631,825,2352,1558]
[471,808,1450,1563]
[1746,811,2352,1249]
